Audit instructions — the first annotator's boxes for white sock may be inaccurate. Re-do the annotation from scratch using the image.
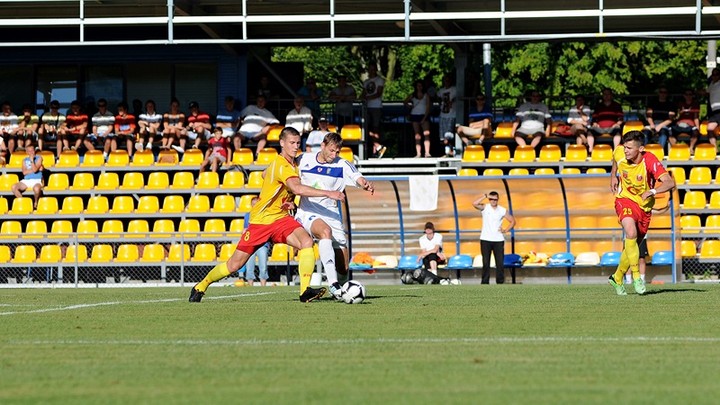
[319,239,337,285]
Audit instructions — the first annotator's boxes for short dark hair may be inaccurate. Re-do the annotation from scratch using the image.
[424,222,434,230]
[488,191,499,198]
[322,132,343,148]
[280,126,300,140]
[622,130,644,145]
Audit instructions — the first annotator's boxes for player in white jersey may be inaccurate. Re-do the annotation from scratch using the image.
[295,132,374,300]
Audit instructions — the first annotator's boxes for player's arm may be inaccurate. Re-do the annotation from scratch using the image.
[471,194,488,210]
[356,176,374,195]
[285,176,345,201]
[610,156,619,194]
[501,212,516,233]
[641,171,675,200]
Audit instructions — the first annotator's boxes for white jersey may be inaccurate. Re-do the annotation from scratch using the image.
[296,151,363,221]
[139,111,163,124]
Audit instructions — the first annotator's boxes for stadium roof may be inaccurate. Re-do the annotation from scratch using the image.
[0,0,719,47]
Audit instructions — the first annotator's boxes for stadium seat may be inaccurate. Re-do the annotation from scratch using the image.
[0,173,19,192]
[152,219,175,238]
[710,191,720,209]
[0,220,22,238]
[693,143,717,160]
[180,149,204,166]
[508,168,529,176]
[682,191,706,209]
[575,251,600,266]
[340,124,362,141]
[534,168,555,175]
[680,215,701,230]
[196,171,220,189]
[76,220,99,239]
[397,255,421,271]
[706,215,720,230]
[461,145,485,162]
[136,195,160,214]
[119,172,145,190]
[560,168,581,175]
[106,151,130,167]
[178,219,200,238]
[446,254,473,270]
[38,151,55,167]
[586,167,607,174]
[339,146,354,162]
[7,152,26,168]
[700,120,709,136]
[265,125,283,142]
[647,240,671,255]
[513,145,536,162]
[644,143,664,161]
[540,241,566,256]
[570,215,598,230]
[80,150,105,167]
[167,243,191,262]
[192,243,217,262]
[371,255,398,269]
[590,144,613,161]
[85,196,110,214]
[140,244,166,262]
[269,243,293,263]
[186,194,210,213]
[483,168,503,176]
[221,171,245,189]
[681,241,697,257]
[538,144,562,162]
[10,197,33,215]
[131,150,155,166]
[546,252,574,267]
[231,148,254,166]
[49,220,73,239]
[100,220,124,238]
[564,144,588,162]
[622,120,644,134]
[651,250,673,265]
[155,150,179,166]
[219,243,236,261]
[688,166,712,185]
[668,144,690,161]
[88,244,114,262]
[115,244,139,262]
[170,171,195,189]
[600,251,621,266]
[487,145,510,162]
[35,196,59,214]
[0,245,10,262]
[667,167,686,184]
[59,196,84,215]
[211,194,236,213]
[649,214,671,230]
[237,194,256,213]
[37,244,62,264]
[24,220,48,239]
[55,151,80,168]
[0,197,8,215]
[43,173,68,191]
[569,240,593,256]
[11,245,36,263]
[494,122,513,138]
[160,195,185,214]
[229,218,245,237]
[96,172,120,191]
[700,240,720,259]
[457,168,478,176]
[255,148,278,165]
[146,172,170,189]
[203,218,226,237]
[246,171,264,189]
[69,172,95,191]
[63,244,88,264]
[126,219,150,239]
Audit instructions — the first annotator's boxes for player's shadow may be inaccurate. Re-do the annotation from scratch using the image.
[644,288,707,295]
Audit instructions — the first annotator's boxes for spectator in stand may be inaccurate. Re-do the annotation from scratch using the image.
[705,68,720,149]
[643,86,675,151]
[285,96,313,148]
[670,89,700,152]
[329,75,356,129]
[511,90,551,149]
[186,101,212,151]
[59,100,91,153]
[200,127,231,173]
[0,101,19,156]
[215,96,241,142]
[306,116,331,153]
[567,95,593,151]
[254,75,276,101]
[161,98,186,152]
[16,104,39,151]
[361,63,386,158]
[417,221,445,276]
[297,78,323,128]
[91,98,115,160]
[136,99,162,152]
[39,100,66,158]
[237,94,279,156]
[456,94,493,148]
[114,101,137,156]
[11,144,44,209]
[437,75,457,157]
[404,80,432,158]
[590,88,624,148]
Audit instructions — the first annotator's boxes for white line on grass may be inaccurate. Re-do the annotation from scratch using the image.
[0,291,276,316]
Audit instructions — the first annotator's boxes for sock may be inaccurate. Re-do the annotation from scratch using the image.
[624,238,640,280]
[613,250,630,284]
[318,239,337,285]
[195,262,230,293]
[298,248,315,294]
[337,271,348,285]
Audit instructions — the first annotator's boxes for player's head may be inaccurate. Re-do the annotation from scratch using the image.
[622,130,645,161]
[279,126,301,156]
[320,132,343,162]
[424,222,435,236]
[488,191,499,205]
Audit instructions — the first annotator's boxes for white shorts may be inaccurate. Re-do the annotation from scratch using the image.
[220,127,236,138]
[295,210,347,248]
[238,130,259,140]
[21,179,43,188]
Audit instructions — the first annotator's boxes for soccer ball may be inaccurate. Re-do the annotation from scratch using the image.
[341,280,366,304]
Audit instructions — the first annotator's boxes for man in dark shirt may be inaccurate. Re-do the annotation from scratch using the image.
[644,87,675,150]
[590,88,624,148]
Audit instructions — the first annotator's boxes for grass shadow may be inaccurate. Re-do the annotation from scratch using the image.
[644,288,707,295]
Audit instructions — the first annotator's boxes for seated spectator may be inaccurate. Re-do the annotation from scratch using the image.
[705,68,720,150]
[236,94,278,155]
[136,99,162,152]
[511,91,551,148]
[306,116,331,153]
[186,101,212,151]
[417,221,445,275]
[329,75,356,129]
[215,96,241,140]
[643,86,675,150]
[456,94,493,148]
[59,100,91,153]
[39,100,66,158]
[200,127,231,173]
[297,78,323,128]
[437,75,457,157]
[403,80,432,158]
[566,95,593,151]
[161,98,186,152]
[91,98,115,160]
[15,104,39,151]
[285,96,313,147]
[0,101,19,156]
[114,101,137,156]
[590,88,624,148]
[11,145,44,209]
[670,89,700,152]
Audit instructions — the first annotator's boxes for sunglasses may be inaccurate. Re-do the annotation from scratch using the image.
[488,198,498,201]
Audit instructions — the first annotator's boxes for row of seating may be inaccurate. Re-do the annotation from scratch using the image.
[681,191,720,210]
[0,194,258,216]
[681,240,720,258]
[458,167,609,176]
[680,215,720,231]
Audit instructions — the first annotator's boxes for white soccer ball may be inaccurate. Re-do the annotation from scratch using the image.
[341,280,366,304]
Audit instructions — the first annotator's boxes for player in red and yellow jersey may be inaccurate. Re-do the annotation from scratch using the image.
[189,127,345,303]
[608,131,675,295]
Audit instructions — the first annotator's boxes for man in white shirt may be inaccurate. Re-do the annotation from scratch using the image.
[285,96,313,149]
[361,64,386,158]
[511,91,552,149]
[706,68,720,144]
[472,191,516,284]
[417,221,444,275]
[437,75,457,156]
[237,94,279,155]
[305,116,331,153]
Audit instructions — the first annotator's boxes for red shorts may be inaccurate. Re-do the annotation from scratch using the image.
[236,216,302,254]
[614,198,651,239]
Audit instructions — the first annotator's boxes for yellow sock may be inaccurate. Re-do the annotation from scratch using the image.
[297,248,315,294]
[195,262,231,293]
[613,250,630,284]
[624,238,640,280]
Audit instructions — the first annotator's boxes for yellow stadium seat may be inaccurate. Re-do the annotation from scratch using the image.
[0,197,8,215]
[340,124,362,141]
[219,243,236,261]
[494,122,513,138]
[96,172,120,191]
[681,240,697,257]
[513,240,537,255]
[76,220,99,239]
[644,143,664,161]
[85,196,110,214]
[211,194,236,213]
[513,145,536,162]
[570,241,593,256]
[700,240,720,259]
[136,195,159,214]
[69,172,95,191]
[590,144,613,161]
[508,168,529,176]
[100,220,124,238]
[682,191,706,209]
[667,167,686,184]
[266,124,284,142]
[152,219,175,238]
[487,145,510,162]
[461,145,485,162]
[88,244,114,262]
[35,196,59,214]
[539,145,562,162]
[160,195,185,214]
[80,150,105,167]
[483,168,503,176]
[668,144,690,161]
[709,191,720,209]
[570,215,598,230]
[7,152,25,169]
[0,220,22,238]
[539,241,566,256]
[586,167,607,174]
[155,150,179,166]
[688,167,712,185]
[38,150,55,168]
[693,143,717,161]
[186,194,210,213]
[339,146,354,162]
[269,243,293,262]
[231,148,254,166]
[10,197,33,215]
[181,149,205,166]
[55,151,80,168]
[63,244,88,263]
[170,171,195,189]
[119,172,145,190]
[203,218,226,237]
[126,219,149,239]
[11,245,36,263]
[327,124,338,133]
[59,196,84,215]
[700,120,709,136]
[178,219,200,238]
[622,120,644,135]
[167,243,191,262]
[196,171,220,189]
[237,194,256,213]
[49,220,73,239]
[680,215,701,230]
[192,243,217,262]
[561,168,581,175]
[649,214,671,230]
[146,172,170,190]
[229,218,245,237]
[0,245,10,262]
[457,168,478,176]
[25,220,48,239]
[37,244,62,264]
[106,151,130,167]
[115,244,139,262]
[246,171,264,189]
[534,168,555,175]
[45,173,69,191]
[564,144,588,162]
[255,148,278,165]
[131,150,155,166]
[140,244,166,262]
[0,173,19,192]
[516,216,543,230]
[221,171,245,189]
[706,215,720,230]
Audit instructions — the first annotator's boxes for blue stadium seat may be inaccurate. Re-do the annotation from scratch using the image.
[651,251,673,265]
[600,251,621,266]
[446,254,473,270]
[547,252,575,267]
[504,253,523,284]
[398,255,421,271]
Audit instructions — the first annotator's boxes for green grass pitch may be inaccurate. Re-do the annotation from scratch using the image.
[2,283,720,404]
